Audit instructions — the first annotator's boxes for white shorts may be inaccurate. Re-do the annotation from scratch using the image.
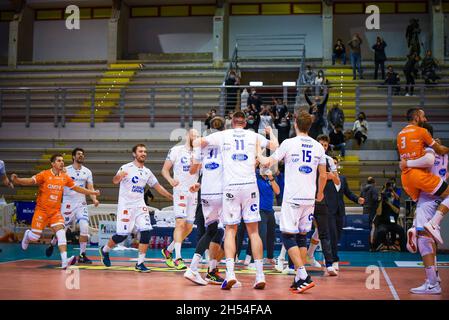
[222,185,260,226]
[415,194,440,231]
[116,205,152,236]
[280,202,315,234]
[61,202,88,226]
[201,194,223,227]
[173,189,198,224]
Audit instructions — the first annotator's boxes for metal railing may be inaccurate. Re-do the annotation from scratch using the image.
[0,83,448,129]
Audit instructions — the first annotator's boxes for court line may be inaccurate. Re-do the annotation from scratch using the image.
[0,258,29,265]
[378,260,400,300]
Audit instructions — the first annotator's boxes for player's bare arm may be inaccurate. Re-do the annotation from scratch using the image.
[400,149,435,170]
[112,170,128,184]
[264,126,279,150]
[87,182,100,206]
[161,160,179,188]
[431,141,449,156]
[72,185,100,197]
[153,183,173,201]
[10,174,37,186]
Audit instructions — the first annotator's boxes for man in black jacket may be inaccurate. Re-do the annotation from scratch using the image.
[326,157,364,271]
[305,91,329,140]
[361,177,379,227]
[372,36,387,80]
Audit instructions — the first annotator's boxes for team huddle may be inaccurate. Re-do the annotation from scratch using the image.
[7,107,449,295]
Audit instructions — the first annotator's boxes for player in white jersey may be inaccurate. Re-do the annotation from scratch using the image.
[194,111,279,290]
[99,144,173,272]
[258,110,327,293]
[403,124,447,295]
[184,117,226,286]
[45,148,99,263]
[161,129,200,270]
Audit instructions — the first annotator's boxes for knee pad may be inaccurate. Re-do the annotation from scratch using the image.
[295,233,307,248]
[112,234,127,244]
[55,229,66,246]
[79,219,89,237]
[418,235,435,257]
[212,227,224,245]
[282,233,297,251]
[139,230,151,244]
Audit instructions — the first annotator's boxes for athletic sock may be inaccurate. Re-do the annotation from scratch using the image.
[295,266,308,282]
[51,236,58,246]
[174,242,182,260]
[167,240,175,252]
[430,211,444,226]
[225,258,235,279]
[137,253,146,265]
[79,242,87,254]
[61,251,67,263]
[254,259,264,278]
[103,245,111,253]
[209,259,217,271]
[190,253,201,272]
[425,266,438,286]
[278,245,286,260]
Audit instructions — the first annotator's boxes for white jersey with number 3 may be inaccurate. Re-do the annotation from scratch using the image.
[272,135,326,205]
[63,165,93,204]
[205,128,268,189]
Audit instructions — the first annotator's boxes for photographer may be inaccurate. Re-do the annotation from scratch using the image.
[373,181,406,251]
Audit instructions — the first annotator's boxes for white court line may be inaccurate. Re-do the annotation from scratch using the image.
[0,258,29,265]
[378,260,400,300]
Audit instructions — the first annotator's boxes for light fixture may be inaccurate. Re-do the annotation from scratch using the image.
[282,81,296,87]
[249,81,263,86]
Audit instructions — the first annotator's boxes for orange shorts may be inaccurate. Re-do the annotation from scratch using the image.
[31,208,65,234]
[401,168,445,202]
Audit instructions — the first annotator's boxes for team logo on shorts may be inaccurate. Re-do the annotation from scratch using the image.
[201,199,209,205]
[226,193,234,199]
[250,204,258,212]
[123,210,129,215]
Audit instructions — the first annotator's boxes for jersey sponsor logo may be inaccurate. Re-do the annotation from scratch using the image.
[205,162,220,170]
[292,158,300,163]
[308,213,314,221]
[123,210,128,215]
[232,154,248,161]
[299,165,313,174]
[183,165,190,172]
[250,204,258,212]
[201,199,209,205]
[131,176,139,184]
[181,156,189,164]
[439,168,447,177]
[49,194,58,201]
[131,185,144,193]
[47,184,62,190]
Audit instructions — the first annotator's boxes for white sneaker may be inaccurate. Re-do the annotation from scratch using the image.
[410,280,441,295]
[275,258,285,272]
[424,221,443,245]
[247,263,256,271]
[21,230,31,250]
[221,276,238,290]
[61,255,77,270]
[244,255,252,266]
[326,266,338,276]
[184,268,207,286]
[307,256,322,268]
[233,280,243,288]
[332,262,339,272]
[253,275,266,290]
[407,227,418,253]
[282,267,296,275]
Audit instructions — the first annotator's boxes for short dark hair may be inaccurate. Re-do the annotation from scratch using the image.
[406,107,422,121]
[50,153,64,163]
[295,110,313,133]
[421,122,434,137]
[72,147,85,158]
[132,144,146,153]
[367,177,375,184]
[317,134,330,143]
[210,116,225,131]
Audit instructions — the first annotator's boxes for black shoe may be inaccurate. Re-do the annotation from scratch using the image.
[206,268,225,285]
[78,252,93,264]
[45,244,54,257]
[291,275,315,293]
[135,263,151,273]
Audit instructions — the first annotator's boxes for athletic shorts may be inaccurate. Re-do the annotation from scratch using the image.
[279,202,315,234]
[61,201,88,226]
[173,189,198,224]
[415,194,441,231]
[116,204,152,236]
[31,208,65,234]
[401,168,446,202]
[222,185,260,226]
[201,193,223,227]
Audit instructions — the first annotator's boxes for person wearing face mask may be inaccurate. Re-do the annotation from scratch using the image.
[313,70,329,95]
[271,98,291,145]
[305,89,329,140]
[353,112,369,146]
[247,88,263,113]
[332,39,346,65]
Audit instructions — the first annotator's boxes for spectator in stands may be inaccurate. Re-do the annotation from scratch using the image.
[384,65,401,95]
[327,103,345,131]
[240,88,249,110]
[372,36,387,80]
[247,87,263,112]
[361,176,379,228]
[403,53,420,96]
[0,160,13,188]
[329,125,346,157]
[305,90,329,140]
[245,103,260,131]
[347,33,364,80]
[204,108,216,130]
[332,39,346,65]
[272,98,291,144]
[352,112,368,146]
[225,111,233,129]
[421,50,440,84]
[313,70,329,96]
[225,69,240,113]
[258,105,274,134]
[373,181,406,251]
[302,65,317,96]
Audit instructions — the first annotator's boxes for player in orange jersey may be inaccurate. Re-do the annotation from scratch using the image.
[397,108,449,244]
[10,154,100,269]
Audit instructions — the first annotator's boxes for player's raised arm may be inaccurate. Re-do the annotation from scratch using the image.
[189,146,202,175]
[113,168,128,185]
[432,141,449,156]
[153,183,173,201]
[264,126,279,151]
[192,137,209,149]
[10,174,37,186]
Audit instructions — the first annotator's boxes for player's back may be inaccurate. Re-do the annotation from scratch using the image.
[397,124,434,165]
[200,144,223,195]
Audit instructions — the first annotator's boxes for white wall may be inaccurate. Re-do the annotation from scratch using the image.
[229,15,323,58]
[33,19,108,61]
[128,17,213,54]
[0,22,9,63]
[334,14,430,59]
